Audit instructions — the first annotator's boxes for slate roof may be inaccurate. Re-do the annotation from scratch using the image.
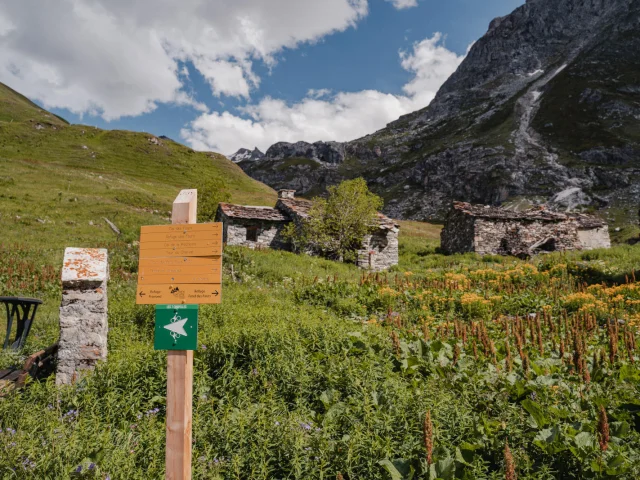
[451,202,606,227]
[574,215,608,229]
[276,198,313,219]
[219,196,400,232]
[376,212,400,231]
[217,202,288,221]
[277,198,399,230]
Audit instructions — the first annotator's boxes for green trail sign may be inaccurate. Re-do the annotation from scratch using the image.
[154,304,198,351]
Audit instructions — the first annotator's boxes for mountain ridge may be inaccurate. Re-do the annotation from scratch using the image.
[238,0,640,225]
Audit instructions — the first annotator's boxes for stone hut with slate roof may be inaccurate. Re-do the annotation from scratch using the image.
[215,190,399,270]
[441,202,610,257]
[216,202,290,249]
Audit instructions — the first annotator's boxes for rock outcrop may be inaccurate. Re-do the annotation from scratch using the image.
[239,0,640,223]
[229,147,265,163]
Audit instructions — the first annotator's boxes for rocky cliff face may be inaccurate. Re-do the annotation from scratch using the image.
[240,0,640,223]
[229,147,265,163]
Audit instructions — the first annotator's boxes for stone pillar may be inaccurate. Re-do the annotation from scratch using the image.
[57,248,109,385]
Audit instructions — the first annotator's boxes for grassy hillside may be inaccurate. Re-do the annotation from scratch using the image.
[0,82,276,254]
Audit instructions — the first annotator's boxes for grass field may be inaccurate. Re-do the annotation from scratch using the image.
[2,226,640,478]
[0,82,276,256]
[2,83,640,479]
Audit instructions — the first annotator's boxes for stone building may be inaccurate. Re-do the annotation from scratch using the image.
[216,202,290,249]
[215,190,399,270]
[441,202,610,257]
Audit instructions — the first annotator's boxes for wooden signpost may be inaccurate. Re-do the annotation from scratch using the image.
[136,189,223,480]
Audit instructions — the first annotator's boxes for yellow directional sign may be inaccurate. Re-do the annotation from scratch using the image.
[139,272,221,285]
[136,283,222,305]
[141,223,221,240]
[136,222,223,304]
[139,244,222,258]
[139,257,222,285]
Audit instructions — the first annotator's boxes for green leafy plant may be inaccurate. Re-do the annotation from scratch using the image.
[284,178,383,263]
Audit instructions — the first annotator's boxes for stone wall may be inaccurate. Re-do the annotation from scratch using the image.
[223,218,287,249]
[577,226,611,250]
[474,219,581,256]
[57,248,109,385]
[357,229,399,271]
[440,210,477,254]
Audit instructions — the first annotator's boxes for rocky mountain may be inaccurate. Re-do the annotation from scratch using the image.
[239,0,640,223]
[229,147,265,163]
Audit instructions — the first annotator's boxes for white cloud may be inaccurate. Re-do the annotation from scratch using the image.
[192,59,254,99]
[0,0,369,119]
[182,33,465,154]
[386,0,419,9]
[307,89,333,99]
[400,33,464,105]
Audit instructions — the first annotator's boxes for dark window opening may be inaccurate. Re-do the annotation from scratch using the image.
[370,233,389,252]
[246,226,258,242]
[536,238,557,252]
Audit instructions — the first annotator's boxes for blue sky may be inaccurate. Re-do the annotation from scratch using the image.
[1,0,523,154]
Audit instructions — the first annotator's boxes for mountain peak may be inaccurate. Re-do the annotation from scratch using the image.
[239,0,639,223]
[229,147,265,163]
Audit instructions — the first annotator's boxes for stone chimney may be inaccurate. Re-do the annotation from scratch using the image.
[278,189,296,199]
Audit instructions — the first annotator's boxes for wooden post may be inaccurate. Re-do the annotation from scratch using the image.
[166,189,197,480]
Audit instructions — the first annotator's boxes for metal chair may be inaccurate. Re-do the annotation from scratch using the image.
[1,297,43,350]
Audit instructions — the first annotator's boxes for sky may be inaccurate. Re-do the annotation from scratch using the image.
[0,0,523,156]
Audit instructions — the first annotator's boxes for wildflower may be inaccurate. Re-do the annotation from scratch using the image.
[63,410,78,421]
[423,410,433,465]
[504,441,517,480]
[391,330,401,355]
[88,463,96,470]
[597,405,610,452]
[275,421,280,426]
[300,422,312,431]
[75,466,83,473]
[453,344,460,366]
[201,345,207,350]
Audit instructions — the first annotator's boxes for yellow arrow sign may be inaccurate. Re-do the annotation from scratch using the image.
[136,283,222,305]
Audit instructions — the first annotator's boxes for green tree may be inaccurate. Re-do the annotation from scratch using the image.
[287,178,383,263]
[196,177,231,222]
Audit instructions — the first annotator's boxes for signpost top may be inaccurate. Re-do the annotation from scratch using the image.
[172,189,197,225]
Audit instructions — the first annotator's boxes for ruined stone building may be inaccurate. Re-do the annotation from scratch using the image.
[216,190,399,270]
[441,202,610,256]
